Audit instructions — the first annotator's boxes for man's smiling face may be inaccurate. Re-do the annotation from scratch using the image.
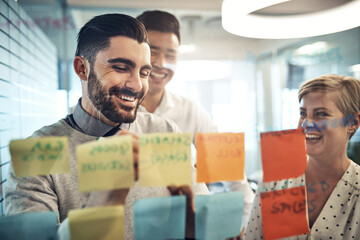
[147,30,179,95]
[87,36,152,123]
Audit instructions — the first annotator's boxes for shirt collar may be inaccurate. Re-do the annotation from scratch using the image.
[73,98,124,137]
[154,90,175,114]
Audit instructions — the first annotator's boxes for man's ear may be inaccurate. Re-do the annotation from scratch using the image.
[73,56,89,81]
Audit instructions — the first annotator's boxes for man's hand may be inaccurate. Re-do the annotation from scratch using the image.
[85,130,139,208]
[168,185,195,238]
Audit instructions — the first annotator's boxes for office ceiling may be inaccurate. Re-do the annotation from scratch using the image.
[18,0,355,61]
[67,0,223,11]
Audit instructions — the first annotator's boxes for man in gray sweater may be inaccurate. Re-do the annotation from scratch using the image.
[4,13,208,239]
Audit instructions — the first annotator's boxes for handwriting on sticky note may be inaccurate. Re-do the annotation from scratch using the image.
[9,137,70,177]
[260,129,307,182]
[68,205,124,240]
[196,133,245,183]
[139,133,192,186]
[76,135,134,192]
[261,186,309,240]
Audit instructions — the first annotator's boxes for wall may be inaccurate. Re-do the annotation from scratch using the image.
[0,0,58,215]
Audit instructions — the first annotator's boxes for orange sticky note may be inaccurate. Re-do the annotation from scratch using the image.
[261,186,309,240]
[196,133,245,183]
[260,129,307,182]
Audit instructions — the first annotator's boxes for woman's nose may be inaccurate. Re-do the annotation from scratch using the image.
[301,119,319,132]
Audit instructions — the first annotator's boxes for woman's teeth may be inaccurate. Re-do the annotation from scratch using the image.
[305,134,322,139]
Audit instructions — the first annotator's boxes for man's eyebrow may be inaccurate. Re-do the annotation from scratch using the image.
[150,45,160,50]
[142,64,152,71]
[150,45,177,54]
[107,58,135,68]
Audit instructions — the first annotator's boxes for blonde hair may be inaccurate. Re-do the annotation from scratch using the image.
[298,74,360,138]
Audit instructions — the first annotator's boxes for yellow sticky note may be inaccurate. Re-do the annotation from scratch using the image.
[9,137,70,177]
[139,133,192,186]
[68,205,125,240]
[76,135,134,192]
[196,133,245,183]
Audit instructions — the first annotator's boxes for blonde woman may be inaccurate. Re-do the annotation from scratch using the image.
[244,74,360,239]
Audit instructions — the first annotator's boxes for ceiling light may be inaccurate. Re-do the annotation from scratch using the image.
[222,0,360,39]
[295,41,328,55]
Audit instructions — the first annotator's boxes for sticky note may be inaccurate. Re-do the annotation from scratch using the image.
[195,192,244,240]
[261,186,309,240]
[133,195,186,240]
[139,133,192,186]
[9,137,70,177]
[76,135,134,192]
[68,205,125,240]
[0,211,58,240]
[196,133,245,183]
[260,129,307,182]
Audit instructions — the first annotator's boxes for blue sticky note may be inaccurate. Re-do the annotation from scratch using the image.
[0,211,58,240]
[133,195,186,240]
[195,192,244,240]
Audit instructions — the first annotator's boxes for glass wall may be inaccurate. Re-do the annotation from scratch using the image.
[0,0,59,214]
[1,0,359,215]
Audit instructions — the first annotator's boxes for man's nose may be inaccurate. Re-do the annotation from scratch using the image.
[152,54,165,68]
[124,72,142,92]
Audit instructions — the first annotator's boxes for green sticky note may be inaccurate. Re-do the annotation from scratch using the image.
[10,137,70,177]
[139,133,192,186]
[195,192,244,240]
[76,135,134,192]
[0,211,58,240]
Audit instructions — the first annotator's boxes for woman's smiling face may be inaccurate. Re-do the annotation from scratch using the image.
[299,91,350,160]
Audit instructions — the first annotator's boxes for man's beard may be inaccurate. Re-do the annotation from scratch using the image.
[87,68,145,124]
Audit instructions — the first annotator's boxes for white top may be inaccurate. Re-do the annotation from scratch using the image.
[244,160,360,240]
[139,90,217,143]
[139,90,255,227]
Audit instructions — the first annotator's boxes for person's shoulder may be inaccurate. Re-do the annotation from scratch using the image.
[167,91,199,106]
[166,91,208,115]
[31,119,72,137]
[132,112,181,134]
[346,160,360,187]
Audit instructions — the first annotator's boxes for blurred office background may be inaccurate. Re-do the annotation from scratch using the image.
[0,0,359,214]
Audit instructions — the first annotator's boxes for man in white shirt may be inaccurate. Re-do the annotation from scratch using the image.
[136,10,255,230]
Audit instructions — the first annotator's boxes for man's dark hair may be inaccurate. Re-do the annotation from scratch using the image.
[75,13,148,65]
[136,10,180,43]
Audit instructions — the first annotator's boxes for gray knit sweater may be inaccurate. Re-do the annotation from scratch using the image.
[4,112,209,239]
